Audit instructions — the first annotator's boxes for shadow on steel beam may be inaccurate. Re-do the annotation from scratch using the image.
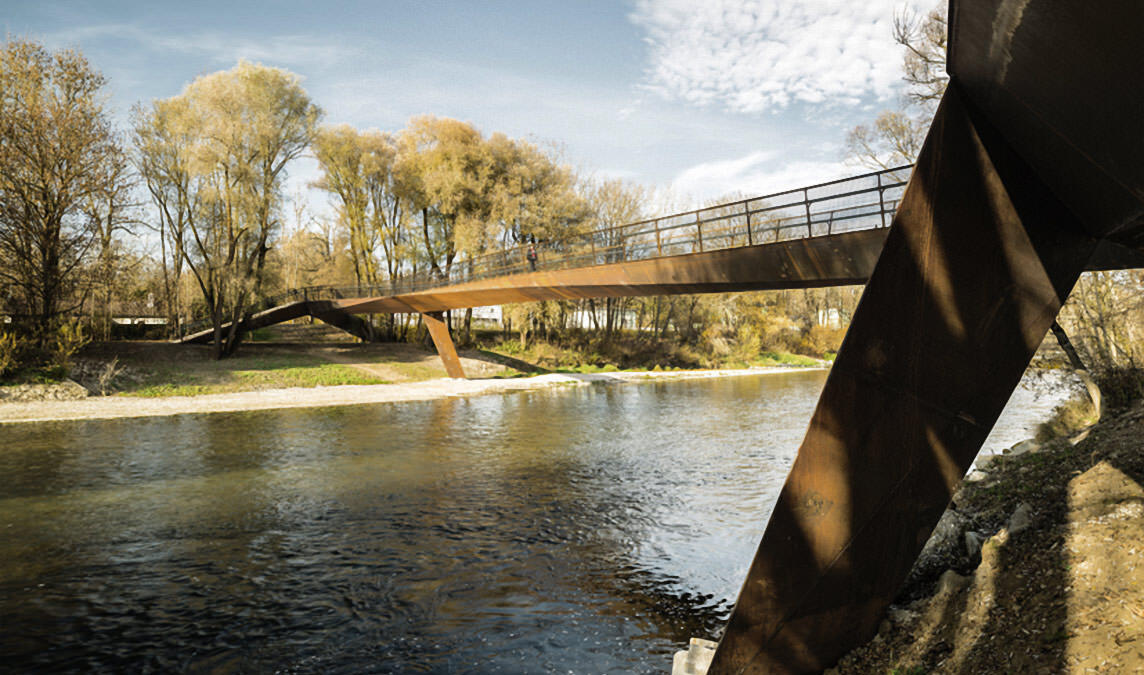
[707,83,1099,673]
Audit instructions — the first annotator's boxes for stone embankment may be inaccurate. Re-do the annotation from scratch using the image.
[0,380,90,402]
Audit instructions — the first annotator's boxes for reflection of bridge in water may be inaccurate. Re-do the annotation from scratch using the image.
[186,1,1144,670]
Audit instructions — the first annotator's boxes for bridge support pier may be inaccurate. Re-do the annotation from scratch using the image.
[422,311,466,379]
[708,83,1098,673]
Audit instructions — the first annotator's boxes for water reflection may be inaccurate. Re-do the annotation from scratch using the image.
[0,370,1071,672]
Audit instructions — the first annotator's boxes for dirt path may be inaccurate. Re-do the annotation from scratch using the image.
[310,346,413,382]
[307,342,512,381]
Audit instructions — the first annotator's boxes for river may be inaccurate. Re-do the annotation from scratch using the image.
[0,369,1075,672]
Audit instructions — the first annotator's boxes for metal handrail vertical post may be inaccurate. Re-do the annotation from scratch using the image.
[745,203,753,246]
[877,172,888,228]
[655,217,662,255]
[804,188,813,237]
[696,211,704,252]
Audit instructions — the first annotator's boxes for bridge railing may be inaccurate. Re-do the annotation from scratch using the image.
[435,164,910,280]
[180,165,911,337]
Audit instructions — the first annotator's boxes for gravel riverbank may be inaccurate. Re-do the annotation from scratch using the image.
[0,366,821,425]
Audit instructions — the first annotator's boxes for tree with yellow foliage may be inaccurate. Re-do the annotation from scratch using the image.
[135,61,321,357]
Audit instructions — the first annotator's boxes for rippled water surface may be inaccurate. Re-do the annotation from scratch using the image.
[0,370,1072,672]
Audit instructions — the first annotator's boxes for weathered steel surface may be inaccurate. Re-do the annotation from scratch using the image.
[181,300,375,345]
[334,229,888,315]
[1090,239,1144,272]
[949,0,1144,250]
[707,84,1099,673]
[422,311,465,379]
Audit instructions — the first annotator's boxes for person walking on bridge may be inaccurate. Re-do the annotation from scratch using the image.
[527,243,538,271]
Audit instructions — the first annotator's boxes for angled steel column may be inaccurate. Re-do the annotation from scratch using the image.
[708,83,1099,673]
[422,311,466,379]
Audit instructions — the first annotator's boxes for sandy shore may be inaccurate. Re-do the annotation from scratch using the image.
[0,366,824,425]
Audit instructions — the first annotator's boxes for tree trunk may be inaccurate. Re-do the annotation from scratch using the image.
[1050,320,1102,421]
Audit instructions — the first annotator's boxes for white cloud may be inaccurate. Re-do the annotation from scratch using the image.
[630,0,926,114]
[672,150,858,204]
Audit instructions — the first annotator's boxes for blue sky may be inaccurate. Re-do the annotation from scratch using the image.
[7,0,930,211]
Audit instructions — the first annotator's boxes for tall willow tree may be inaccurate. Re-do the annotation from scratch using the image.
[397,117,586,273]
[476,134,587,253]
[0,40,125,345]
[395,116,484,279]
[135,61,321,357]
[313,125,376,288]
[312,125,409,289]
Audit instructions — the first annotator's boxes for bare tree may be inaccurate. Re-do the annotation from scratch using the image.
[894,6,949,108]
[84,140,140,339]
[0,40,125,345]
[845,5,948,170]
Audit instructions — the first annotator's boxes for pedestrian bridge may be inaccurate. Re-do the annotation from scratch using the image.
[180,165,912,374]
[180,162,1139,379]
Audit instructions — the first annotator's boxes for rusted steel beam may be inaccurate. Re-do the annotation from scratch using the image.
[335,229,888,315]
[422,311,465,379]
[308,301,375,342]
[949,0,1144,252]
[707,83,1099,673]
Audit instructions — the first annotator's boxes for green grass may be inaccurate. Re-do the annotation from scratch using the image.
[233,363,388,387]
[129,383,217,398]
[246,328,277,342]
[752,351,822,367]
[119,351,389,396]
[379,359,449,382]
[479,337,821,375]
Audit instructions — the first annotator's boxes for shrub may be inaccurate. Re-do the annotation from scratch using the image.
[97,357,124,396]
[1094,365,1143,410]
[0,331,19,378]
[799,324,847,357]
[51,320,89,371]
